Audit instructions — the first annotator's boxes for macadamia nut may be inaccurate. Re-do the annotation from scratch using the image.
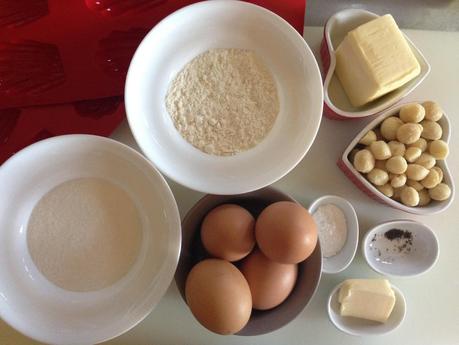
[404,146,422,163]
[388,141,406,156]
[359,130,377,145]
[407,179,424,191]
[370,141,392,160]
[377,183,394,198]
[401,186,420,206]
[422,101,443,122]
[432,166,444,182]
[408,138,428,152]
[421,169,441,189]
[386,156,408,174]
[353,149,375,173]
[396,123,422,144]
[390,174,407,188]
[415,153,436,169]
[429,140,449,160]
[399,103,425,123]
[367,168,389,186]
[381,117,403,140]
[349,149,359,163]
[421,120,442,140]
[429,183,451,201]
[418,189,431,206]
[406,164,430,181]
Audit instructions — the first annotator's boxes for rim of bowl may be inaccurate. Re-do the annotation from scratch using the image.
[0,134,182,344]
[327,281,406,336]
[308,195,359,274]
[125,0,324,195]
[362,219,440,278]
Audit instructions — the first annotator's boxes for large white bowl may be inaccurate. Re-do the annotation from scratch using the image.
[0,135,181,345]
[125,0,323,194]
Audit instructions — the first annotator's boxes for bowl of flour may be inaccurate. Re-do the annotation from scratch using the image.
[125,0,323,194]
[0,135,181,344]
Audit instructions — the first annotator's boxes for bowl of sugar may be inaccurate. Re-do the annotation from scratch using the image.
[0,135,181,345]
[309,195,359,274]
[125,0,323,194]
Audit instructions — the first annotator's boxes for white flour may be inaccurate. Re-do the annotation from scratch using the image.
[165,48,279,156]
[312,204,348,257]
[27,178,142,292]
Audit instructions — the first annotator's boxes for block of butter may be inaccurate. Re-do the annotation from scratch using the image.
[335,14,421,107]
[338,279,396,323]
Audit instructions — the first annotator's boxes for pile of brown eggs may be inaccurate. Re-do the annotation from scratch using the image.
[350,101,451,207]
[185,201,318,335]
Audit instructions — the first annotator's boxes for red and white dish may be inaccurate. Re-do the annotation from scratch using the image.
[320,9,430,120]
[338,102,454,215]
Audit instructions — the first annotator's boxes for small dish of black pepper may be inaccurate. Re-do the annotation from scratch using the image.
[362,220,439,277]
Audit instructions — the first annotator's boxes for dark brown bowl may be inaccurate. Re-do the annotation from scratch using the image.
[174,186,322,336]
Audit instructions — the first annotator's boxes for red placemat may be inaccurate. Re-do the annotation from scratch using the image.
[0,97,125,163]
[0,0,306,164]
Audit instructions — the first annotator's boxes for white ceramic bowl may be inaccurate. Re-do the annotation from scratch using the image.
[328,281,406,336]
[308,195,359,274]
[321,9,430,119]
[0,135,181,345]
[125,0,323,194]
[338,101,455,215]
[362,220,439,277]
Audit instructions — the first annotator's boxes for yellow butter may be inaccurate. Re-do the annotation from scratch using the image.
[338,279,396,323]
[335,14,421,107]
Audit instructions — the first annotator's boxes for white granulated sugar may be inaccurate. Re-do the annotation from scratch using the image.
[312,204,348,258]
[27,178,142,292]
[165,48,279,156]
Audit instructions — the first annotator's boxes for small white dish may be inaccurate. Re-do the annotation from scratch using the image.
[0,135,181,345]
[362,220,439,277]
[125,0,323,194]
[321,9,430,119]
[338,101,455,215]
[328,281,406,336]
[308,195,359,274]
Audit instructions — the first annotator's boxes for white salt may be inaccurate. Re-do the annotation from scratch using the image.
[27,178,142,292]
[312,204,347,258]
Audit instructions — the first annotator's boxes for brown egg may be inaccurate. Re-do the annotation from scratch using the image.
[185,259,252,335]
[240,249,297,310]
[255,201,317,264]
[201,204,255,261]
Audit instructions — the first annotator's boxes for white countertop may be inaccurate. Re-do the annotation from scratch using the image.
[1,26,458,345]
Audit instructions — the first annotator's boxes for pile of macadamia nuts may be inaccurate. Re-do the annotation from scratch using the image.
[350,101,451,207]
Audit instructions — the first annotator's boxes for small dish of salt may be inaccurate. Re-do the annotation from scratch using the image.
[309,195,359,274]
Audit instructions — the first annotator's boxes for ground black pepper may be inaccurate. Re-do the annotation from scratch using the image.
[384,228,412,241]
[383,228,413,254]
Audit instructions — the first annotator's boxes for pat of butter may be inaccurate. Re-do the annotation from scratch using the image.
[335,14,421,107]
[338,279,396,323]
